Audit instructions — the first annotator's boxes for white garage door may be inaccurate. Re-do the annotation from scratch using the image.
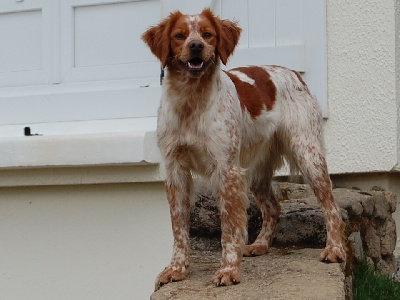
[0,0,326,137]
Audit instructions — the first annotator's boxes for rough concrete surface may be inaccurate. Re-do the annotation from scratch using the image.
[151,247,345,300]
[151,182,397,299]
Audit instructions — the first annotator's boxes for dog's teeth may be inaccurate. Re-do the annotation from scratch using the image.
[188,62,203,69]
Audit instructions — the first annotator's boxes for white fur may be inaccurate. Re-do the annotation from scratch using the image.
[228,70,256,86]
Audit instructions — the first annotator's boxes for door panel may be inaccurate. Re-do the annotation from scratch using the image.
[0,0,163,135]
[61,0,161,83]
[0,0,327,137]
[0,0,53,87]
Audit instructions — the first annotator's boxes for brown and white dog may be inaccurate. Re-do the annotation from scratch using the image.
[142,9,346,289]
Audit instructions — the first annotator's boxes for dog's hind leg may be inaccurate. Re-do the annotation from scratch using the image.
[292,144,346,262]
[283,98,347,263]
[244,180,281,256]
[243,145,282,257]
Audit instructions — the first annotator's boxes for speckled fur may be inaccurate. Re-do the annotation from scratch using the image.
[142,9,346,290]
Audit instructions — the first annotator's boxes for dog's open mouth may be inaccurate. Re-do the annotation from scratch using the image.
[188,57,204,70]
[180,57,210,74]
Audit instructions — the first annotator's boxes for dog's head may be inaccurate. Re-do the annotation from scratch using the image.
[141,9,241,78]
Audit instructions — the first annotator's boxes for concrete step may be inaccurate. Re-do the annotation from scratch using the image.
[151,247,345,300]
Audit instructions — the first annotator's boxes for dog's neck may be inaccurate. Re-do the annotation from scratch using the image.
[163,60,221,113]
[167,59,219,88]
[163,66,220,126]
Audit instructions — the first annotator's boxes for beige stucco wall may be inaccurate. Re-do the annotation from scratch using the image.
[396,0,400,170]
[325,0,399,174]
[325,0,400,243]
[0,181,172,300]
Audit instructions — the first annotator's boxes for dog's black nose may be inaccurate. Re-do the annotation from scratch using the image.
[189,40,204,52]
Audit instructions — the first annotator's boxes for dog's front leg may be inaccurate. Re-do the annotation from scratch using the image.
[213,166,248,286]
[155,163,192,290]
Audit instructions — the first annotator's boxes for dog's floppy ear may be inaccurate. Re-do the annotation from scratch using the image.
[141,11,183,68]
[218,19,242,65]
[201,9,241,65]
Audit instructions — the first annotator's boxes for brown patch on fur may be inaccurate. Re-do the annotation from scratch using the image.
[141,11,184,68]
[201,9,242,65]
[225,66,277,118]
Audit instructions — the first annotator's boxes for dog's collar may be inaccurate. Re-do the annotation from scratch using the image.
[160,66,165,85]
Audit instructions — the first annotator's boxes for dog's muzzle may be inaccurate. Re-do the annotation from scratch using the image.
[180,40,211,75]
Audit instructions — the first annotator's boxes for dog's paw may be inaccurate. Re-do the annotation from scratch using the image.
[320,244,346,263]
[154,265,188,291]
[212,267,241,287]
[243,244,269,257]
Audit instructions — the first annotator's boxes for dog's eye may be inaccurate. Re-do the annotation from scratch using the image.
[175,33,185,40]
[203,32,213,39]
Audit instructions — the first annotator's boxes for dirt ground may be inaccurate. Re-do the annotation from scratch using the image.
[151,247,345,300]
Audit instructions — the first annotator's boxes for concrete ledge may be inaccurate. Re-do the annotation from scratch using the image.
[0,164,162,187]
[0,130,163,187]
[151,247,345,300]
[0,130,161,168]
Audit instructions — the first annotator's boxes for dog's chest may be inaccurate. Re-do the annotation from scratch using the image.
[158,74,246,173]
[158,98,218,173]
